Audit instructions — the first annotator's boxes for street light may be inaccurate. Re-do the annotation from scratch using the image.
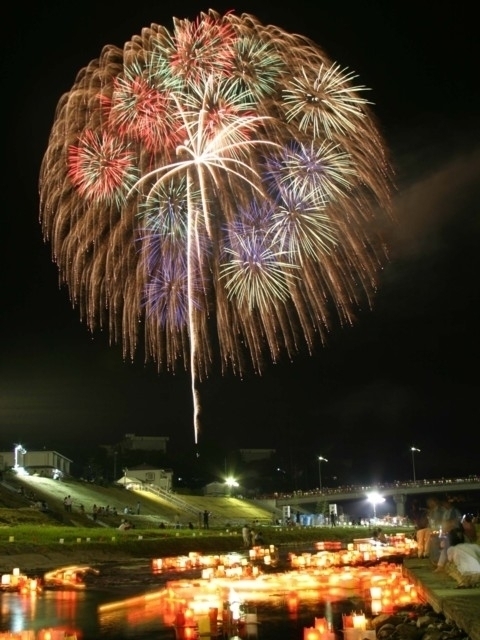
[318,456,328,491]
[410,446,421,483]
[225,476,239,496]
[14,444,27,468]
[367,491,385,522]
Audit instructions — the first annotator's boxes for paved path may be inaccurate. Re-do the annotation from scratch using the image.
[404,557,480,640]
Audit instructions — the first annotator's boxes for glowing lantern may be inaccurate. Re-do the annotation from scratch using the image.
[352,613,366,630]
[342,614,353,629]
[304,627,321,640]
[314,618,328,633]
[371,599,382,615]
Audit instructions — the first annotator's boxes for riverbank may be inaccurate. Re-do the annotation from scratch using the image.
[0,548,140,574]
[404,557,480,640]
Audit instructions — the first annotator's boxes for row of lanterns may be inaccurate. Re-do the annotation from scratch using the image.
[152,546,278,573]
[295,534,416,568]
[304,613,377,640]
[0,568,40,594]
[0,632,77,640]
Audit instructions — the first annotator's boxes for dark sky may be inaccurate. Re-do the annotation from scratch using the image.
[1,1,479,485]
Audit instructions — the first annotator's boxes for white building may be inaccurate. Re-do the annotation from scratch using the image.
[117,463,173,491]
[0,448,72,478]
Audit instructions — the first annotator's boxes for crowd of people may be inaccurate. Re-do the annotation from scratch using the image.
[410,497,480,587]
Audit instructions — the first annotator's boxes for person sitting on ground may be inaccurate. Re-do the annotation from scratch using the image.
[446,526,480,588]
[411,501,432,558]
[372,527,387,544]
[254,530,265,545]
[434,498,462,572]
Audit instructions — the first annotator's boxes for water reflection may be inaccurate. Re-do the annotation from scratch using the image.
[1,590,101,638]
[1,545,418,640]
[1,577,366,640]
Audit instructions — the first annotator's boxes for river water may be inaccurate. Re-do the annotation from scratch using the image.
[1,585,364,640]
[1,557,371,640]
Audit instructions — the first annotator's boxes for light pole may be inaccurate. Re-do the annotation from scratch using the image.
[367,491,385,522]
[410,446,420,483]
[14,444,27,468]
[318,456,328,491]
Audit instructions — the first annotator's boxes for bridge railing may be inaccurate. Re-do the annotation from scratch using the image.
[265,476,480,505]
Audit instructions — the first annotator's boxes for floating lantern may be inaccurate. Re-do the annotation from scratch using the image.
[197,614,211,635]
[343,615,353,629]
[286,591,299,613]
[352,613,366,630]
[314,617,328,633]
[371,599,382,615]
[245,612,258,637]
[370,586,382,599]
[313,617,335,640]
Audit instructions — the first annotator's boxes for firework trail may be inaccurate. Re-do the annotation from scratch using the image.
[39,10,393,443]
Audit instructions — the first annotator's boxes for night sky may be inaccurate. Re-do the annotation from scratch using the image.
[1,1,479,486]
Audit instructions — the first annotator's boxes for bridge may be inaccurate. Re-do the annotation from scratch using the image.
[270,477,480,517]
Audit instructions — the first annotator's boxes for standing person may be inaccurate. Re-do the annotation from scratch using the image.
[435,498,462,572]
[461,514,478,543]
[427,497,444,531]
[242,523,251,549]
[426,496,445,565]
[136,501,141,515]
[411,500,432,558]
[203,509,209,529]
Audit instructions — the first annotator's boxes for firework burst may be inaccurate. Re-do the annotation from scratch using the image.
[39,10,394,443]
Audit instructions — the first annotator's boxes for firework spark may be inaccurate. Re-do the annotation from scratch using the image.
[39,10,393,443]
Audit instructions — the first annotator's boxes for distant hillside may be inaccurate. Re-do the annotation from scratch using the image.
[0,471,277,529]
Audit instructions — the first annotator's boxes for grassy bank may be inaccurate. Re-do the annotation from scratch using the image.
[0,523,414,559]
[0,477,414,561]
